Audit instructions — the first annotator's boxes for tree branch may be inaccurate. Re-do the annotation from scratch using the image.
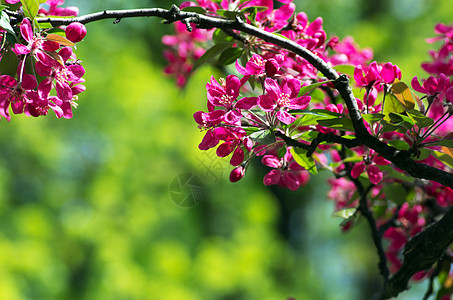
[31,6,453,298]
[35,6,453,189]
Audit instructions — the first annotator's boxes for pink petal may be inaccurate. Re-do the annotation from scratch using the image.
[20,19,33,42]
[276,110,296,124]
[264,78,281,100]
[263,169,281,186]
[230,147,244,166]
[282,172,300,191]
[235,97,257,110]
[367,165,383,185]
[288,96,310,110]
[216,142,234,157]
[262,155,280,168]
[351,161,365,178]
[21,74,37,90]
[13,44,30,55]
[258,95,275,111]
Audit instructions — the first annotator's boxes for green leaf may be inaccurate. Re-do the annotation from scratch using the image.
[243,126,261,135]
[249,129,276,144]
[432,148,453,169]
[277,145,287,159]
[390,80,415,110]
[333,208,357,219]
[317,118,355,132]
[192,42,233,71]
[311,109,343,118]
[362,113,385,124]
[380,119,407,133]
[308,88,325,103]
[181,6,207,14]
[290,148,317,175]
[382,183,407,205]
[292,111,331,126]
[0,48,18,76]
[427,139,453,148]
[216,9,244,20]
[218,47,243,65]
[383,93,407,116]
[212,28,233,43]
[387,139,410,150]
[298,80,331,97]
[333,64,356,77]
[0,10,15,38]
[406,109,434,128]
[388,112,415,127]
[0,5,8,11]
[20,0,40,21]
[240,6,269,13]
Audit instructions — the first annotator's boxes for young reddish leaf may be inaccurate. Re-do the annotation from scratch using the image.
[441,146,453,159]
[46,33,75,47]
[390,79,415,110]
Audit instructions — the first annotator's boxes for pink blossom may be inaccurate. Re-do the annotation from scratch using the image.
[328,36,373,66]
[215,127,252,166]
[235,54,284,77]
[0,74,37,120]
[206,75,257,125]
[262,148,309,191]
[354,61,401,88]
[258,77,311,124]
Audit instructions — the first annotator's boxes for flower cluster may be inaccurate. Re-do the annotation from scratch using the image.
[0,0,86,121]
[180,0,453,287]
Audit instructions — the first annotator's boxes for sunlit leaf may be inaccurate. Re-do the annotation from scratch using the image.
[20,0,40,21]
[0,10,16,37]
[362,113,385,124]
[406,109,434,128]
[386,139,410,150]
[290,148,317,175]
[432,148,453,169]
[333,64,356,77]
[390,79,415,110]
[333,208,357,219]
[383,93,406,116]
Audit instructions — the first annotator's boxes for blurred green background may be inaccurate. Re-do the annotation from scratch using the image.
[0,0,451,299]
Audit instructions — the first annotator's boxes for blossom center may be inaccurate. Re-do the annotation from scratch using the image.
[219,94,234,106]
[277,93,291,107]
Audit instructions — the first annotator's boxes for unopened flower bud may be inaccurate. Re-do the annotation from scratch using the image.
[65,22,87,43]
[229,166,245,183]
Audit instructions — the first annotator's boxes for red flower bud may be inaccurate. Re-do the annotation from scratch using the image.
[65,22,87,43]
[229,166,245,183]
